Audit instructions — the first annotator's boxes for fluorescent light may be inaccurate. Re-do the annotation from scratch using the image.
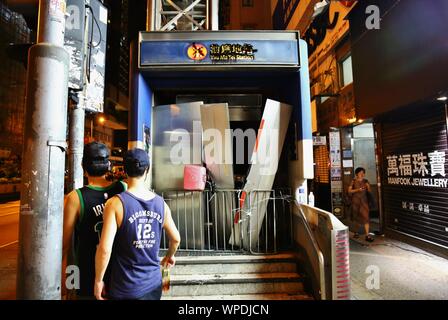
[437,96,447,101]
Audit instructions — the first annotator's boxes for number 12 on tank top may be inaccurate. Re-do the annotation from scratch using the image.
[137,223,155,240]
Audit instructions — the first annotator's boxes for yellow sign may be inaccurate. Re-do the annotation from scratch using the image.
[187,43,208,61]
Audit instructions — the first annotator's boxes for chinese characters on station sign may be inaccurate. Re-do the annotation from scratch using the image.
[386,150,447,188]
[209,43,257,62]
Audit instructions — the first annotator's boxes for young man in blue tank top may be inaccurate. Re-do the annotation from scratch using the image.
[94,148,180,300]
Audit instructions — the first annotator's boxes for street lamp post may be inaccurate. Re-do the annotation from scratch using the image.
[17,0,69,300]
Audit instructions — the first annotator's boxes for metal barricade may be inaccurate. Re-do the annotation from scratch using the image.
[160,189,293,254]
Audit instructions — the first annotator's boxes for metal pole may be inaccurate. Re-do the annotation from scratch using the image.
[17,0,69,300]
[146,0,154,31]
[68,94,85,191]
[210,0,219,30]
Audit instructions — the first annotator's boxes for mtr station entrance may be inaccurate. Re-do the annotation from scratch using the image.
[129,31,313,254]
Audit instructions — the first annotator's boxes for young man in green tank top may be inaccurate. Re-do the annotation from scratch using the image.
[62,142,127,299]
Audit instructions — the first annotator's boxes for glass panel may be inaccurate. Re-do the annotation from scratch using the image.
[341,55,353,87]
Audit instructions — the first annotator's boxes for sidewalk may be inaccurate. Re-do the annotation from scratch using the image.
[349,233,448,300]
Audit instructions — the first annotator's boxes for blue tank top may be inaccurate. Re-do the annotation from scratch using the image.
[108,191,165,299]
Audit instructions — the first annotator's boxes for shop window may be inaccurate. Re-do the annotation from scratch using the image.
[339,55,353,87]
[320,96,330,103]
[242,0,254,7]
[314,145,330,184]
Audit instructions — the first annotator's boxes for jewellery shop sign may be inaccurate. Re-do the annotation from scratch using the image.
[386,150,447,188]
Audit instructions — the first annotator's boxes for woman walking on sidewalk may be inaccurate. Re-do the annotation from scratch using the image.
[348,167,374,242]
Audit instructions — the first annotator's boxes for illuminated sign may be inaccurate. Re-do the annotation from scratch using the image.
[187,43,208,61]
[386,150,447,188]
[209,43,257,62]
[140,40,299,66]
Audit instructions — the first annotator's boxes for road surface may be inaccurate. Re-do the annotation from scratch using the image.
[0,201,19,299]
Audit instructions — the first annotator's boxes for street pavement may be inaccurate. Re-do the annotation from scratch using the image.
[0,201,19,249]
[1,201,447,300]
[349,233,448,300]
[0,201,19,300]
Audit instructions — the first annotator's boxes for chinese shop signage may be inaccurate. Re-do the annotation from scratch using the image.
[386,150,447,188]
[380,104,448,250]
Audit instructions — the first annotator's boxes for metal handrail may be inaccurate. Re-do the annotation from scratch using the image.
[293,202,350,300]
[292,202,326,299]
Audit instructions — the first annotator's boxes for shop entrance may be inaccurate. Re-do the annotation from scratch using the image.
[350,123,381,234]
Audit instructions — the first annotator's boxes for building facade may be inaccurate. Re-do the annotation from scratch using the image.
[348,0,448,255]
[274,0,448,256]
[0,3,31,158]
[272,0,362,220]
[222,0,272,30]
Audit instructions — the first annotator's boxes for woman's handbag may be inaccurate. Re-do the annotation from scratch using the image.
[344,191,352,206]
[344,180,355,207]
[366,190,377,211]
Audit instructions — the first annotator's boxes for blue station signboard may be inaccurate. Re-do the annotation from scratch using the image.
[139,32,301,67]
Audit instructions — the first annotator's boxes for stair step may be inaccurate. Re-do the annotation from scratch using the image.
[171,272,302,284]
[173,253,298,265]
[162,293,313,300]
[172,262,297,275]
[165,272,306,296]
[168,253,299,275]
[172,261,297,275]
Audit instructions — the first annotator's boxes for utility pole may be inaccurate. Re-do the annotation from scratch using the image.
[68,93,85,190]
[17,0,69,300]
[67,0,88,192]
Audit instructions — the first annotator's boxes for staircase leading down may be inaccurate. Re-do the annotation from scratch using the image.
[162,253,314,300]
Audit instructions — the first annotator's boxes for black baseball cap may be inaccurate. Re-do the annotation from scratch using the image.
[124,148,150,177]
[83,142,109,166]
